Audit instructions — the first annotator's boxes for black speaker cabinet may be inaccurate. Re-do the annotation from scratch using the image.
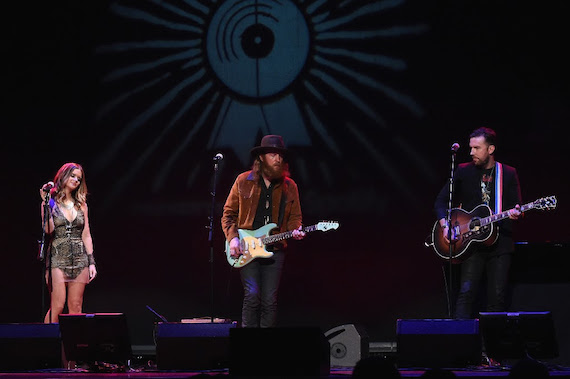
[479,311,558,361]
[397,319,481,368]
[156,321,237,370]
[229,327,330,377]
[325,324,369,367]
[0,323,62,371]
[59,313,132,364]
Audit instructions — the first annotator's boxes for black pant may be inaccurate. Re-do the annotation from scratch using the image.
[239,250,285,328]
[455,251,511,319]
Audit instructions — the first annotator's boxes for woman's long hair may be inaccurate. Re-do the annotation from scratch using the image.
[51,162,88,207]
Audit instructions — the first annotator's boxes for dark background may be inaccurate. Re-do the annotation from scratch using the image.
[4,0,569,363]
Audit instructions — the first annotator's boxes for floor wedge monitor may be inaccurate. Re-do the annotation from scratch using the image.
[397,318,481,368]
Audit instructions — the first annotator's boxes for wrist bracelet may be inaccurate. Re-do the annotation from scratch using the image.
[88,254,96,266]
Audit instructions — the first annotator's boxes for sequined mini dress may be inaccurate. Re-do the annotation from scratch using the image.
[48,202,89,283]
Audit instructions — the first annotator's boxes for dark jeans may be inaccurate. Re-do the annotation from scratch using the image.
[455,251,511,319]
[239,250,285,328]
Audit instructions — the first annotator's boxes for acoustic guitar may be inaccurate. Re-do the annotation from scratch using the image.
[428,196,556,262]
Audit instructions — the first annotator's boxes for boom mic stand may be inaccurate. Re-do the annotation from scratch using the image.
[207,153,223,323]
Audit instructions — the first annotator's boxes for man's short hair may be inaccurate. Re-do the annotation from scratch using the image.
[470,127,497,147]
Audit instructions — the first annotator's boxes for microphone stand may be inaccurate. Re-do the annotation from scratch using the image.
[207,157,221,323]
[445,149,457,318]
[38,193,50,261]
[38,191,52,323]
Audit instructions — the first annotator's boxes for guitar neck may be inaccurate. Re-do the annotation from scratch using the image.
[481,202,535,226]
[261,224,318,245]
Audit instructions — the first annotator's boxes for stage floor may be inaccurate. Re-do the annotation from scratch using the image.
[1,366,570,378]
[1,339,569,378]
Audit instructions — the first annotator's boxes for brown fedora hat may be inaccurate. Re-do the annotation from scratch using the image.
[250,135,288,157]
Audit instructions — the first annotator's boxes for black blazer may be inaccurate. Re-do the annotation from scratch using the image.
[434,161,522,254]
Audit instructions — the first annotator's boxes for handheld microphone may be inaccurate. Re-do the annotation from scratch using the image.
[451,143,460,153]
[42,181,55,192]
[213,153,224,161]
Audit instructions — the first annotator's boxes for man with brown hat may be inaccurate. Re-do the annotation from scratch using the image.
[222,135,305,327]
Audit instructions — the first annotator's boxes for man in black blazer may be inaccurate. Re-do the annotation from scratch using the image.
[434,127,522,319]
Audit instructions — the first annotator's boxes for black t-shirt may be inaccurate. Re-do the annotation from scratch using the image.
[480,166,495,206]
[252,177,273,230]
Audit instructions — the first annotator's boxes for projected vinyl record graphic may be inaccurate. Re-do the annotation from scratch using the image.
[206,0,309,98]
[94,0,429,208]
[241,23,274,58]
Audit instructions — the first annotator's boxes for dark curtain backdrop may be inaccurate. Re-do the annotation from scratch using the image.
[4,0,569,356]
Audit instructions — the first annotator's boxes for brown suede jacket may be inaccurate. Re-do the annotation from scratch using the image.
[221,170,302,249]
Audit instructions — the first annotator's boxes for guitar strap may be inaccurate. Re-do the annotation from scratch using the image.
[494,162,503,213]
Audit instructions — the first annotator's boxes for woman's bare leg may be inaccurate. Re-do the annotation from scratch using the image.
[44,270,67,323]
[66,281,86,314]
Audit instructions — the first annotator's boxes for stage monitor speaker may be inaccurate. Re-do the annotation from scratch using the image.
[59,313,132,364]
[325,324,369,367]
[0,323,61,371]
[229,327,330,377]
[397,319,481,368]
[479,311,559,361]
[156,321,237,370]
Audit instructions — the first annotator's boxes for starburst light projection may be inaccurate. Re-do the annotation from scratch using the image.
[94,0,429,207]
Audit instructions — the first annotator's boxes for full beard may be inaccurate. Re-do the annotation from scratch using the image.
[261,161,284,181]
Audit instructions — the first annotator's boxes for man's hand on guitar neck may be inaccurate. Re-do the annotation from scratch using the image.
[291,226,306,240]
[229,237,243,258]
[508,204,522,220]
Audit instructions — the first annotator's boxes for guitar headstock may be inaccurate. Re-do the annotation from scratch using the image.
[316,221,340,231]
[534,196,557,210]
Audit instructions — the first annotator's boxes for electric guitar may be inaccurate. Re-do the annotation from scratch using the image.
[428,196,557,262]
[225,221,340,268]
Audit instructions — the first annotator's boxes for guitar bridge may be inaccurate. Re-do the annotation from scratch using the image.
[464,225,490,239]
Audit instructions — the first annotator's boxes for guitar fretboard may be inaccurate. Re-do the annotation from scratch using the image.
[261,224,319,245]
[481,202,535,226]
